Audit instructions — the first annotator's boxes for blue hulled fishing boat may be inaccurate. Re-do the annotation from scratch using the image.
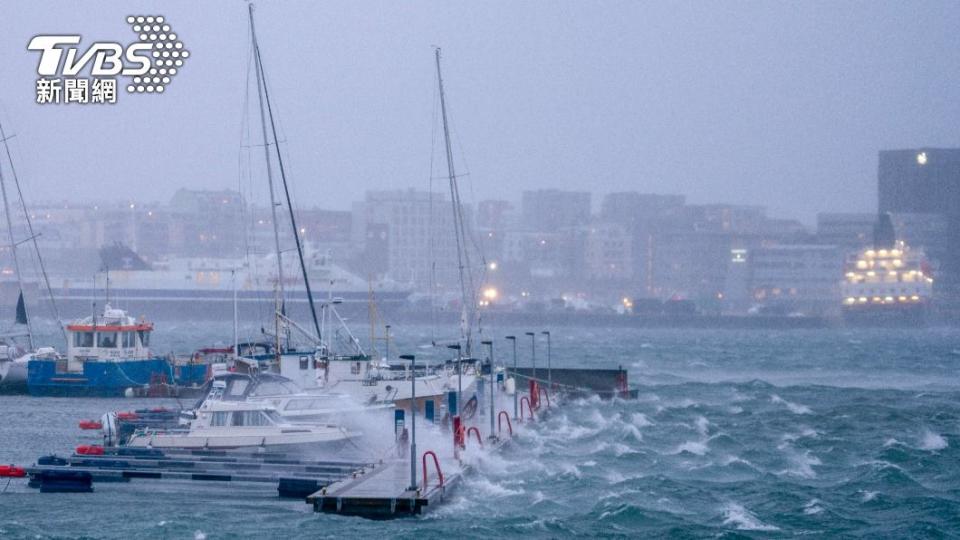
[27,304,207,397]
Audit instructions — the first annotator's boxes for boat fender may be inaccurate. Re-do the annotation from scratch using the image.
[78,420,103,430]
[75,445,104,456]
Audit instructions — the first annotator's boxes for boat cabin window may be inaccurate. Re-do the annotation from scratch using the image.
[98,332,117,348]
[74,332,94,348]
[231,410,272,427]
[249,380,296,397]
[300,356,309,370]
[210,411,230,427]
[226,379,249,397]
[122,332,134,348]
[138,330,150,347]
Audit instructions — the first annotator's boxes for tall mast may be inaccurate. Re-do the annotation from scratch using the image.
[0,122,32,349]
[435,48,476,356]
[249,4,285,307]
[248,4,323,344]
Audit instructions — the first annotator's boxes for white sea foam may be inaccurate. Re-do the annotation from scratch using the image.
[721,502,779,531]
[672,440,709,456]
[803,499,824,515]
[694,415,710,436]
[777,447,821,478]
[470,477,524,497]
[771,394,812,414]
[622,423,643,443]
[918,430,948,451]
[860,490,880,502]
[631,412,654,427]
[883,437,903,448]
[194,532,207,540]
[559,463,582,479]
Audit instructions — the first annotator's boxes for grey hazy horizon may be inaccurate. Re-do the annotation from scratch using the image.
[1,1,958,226]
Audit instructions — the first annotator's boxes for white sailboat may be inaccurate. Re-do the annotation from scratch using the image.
[0,114,66,390]
[240,6,478,411]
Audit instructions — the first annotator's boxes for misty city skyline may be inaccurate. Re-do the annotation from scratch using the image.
[1,1,959,226]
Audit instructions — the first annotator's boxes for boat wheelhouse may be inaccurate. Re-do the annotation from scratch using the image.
[27,304,207,397]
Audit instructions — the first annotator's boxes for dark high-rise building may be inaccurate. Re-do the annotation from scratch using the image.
[878,148,960,315]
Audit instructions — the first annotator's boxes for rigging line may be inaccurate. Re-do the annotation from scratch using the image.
[428,51,440,347]
[0,120,33,350]
[0,117,66,347]
[249,5,286,309]
[435,48,477,356]
[250,4,322,344]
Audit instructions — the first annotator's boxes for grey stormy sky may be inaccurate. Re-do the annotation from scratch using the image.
[0,1,958,225]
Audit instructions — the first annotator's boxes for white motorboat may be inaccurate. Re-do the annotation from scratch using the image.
[200,371,391,424]
[124,398,358,451]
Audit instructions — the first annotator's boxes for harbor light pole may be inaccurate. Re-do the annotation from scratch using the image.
[542,330,551,389]
[482,340,494,439]
[506,335,517,419]
[447,343,462,411]
[525,332,536,381]
[400,354,416,491]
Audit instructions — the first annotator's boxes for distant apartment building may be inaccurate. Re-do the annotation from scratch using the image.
[352,189,472,291]
[746,244,844,316]
[521,189,590,231]
[816,213,874,248]
[167,189,244,258]
[583,223,632,282]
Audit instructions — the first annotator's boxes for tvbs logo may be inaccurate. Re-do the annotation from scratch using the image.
[28,15,189,105]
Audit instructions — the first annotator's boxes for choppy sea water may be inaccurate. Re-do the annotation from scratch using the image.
[2,322,960,538]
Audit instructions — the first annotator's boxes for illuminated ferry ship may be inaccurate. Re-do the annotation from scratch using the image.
[841,214,933,325]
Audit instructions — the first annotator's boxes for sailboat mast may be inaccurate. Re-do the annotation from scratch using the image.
[0,125,32,349]
[0,119,65,347]
[249,5,286,306]
[248,4,323,344]
[434,48,475,356]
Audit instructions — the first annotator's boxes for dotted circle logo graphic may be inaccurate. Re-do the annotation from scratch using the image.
[125,15,188,94]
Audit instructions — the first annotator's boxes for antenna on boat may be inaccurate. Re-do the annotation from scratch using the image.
[248,3,323,344]
[0,119,32,350]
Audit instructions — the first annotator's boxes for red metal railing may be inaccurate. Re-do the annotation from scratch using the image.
[497,411,513,436]
[421,450,444,489]
[520,396,534,421]
[466,426,483,447]
[538,386,551,408]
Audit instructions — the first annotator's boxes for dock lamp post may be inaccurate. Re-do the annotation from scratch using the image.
[525,332,536,381]
[447,343,462,410]
[399,354,417,492]
[505,336,517,419]
[481,340,494,439]
[542,331,551,390]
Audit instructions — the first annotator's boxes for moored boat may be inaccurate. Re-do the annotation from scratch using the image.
[27,304,208,397]
[124,396,358,451]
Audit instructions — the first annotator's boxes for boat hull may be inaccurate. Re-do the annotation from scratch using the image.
[842,303,929,327]
[125,429,357,451]
[27,358,208,397]
[0,359,27,392]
